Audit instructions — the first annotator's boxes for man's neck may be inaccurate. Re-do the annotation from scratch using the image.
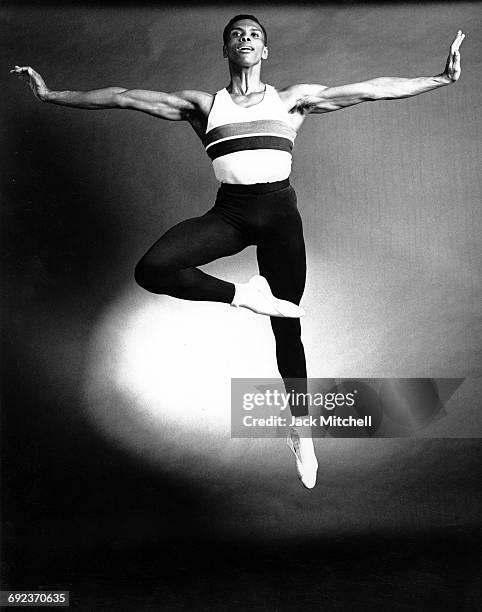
[227,63,264,95]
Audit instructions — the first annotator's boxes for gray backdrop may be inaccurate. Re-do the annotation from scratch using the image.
[1,4,481,606]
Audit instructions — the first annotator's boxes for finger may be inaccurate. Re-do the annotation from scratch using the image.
[451,31,465,52]
[453,38,462,52]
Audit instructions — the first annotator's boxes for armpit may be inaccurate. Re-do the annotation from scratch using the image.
[292,96,317,114]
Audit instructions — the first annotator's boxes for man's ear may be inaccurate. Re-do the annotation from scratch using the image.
[223,45,228,58]
[262,46,269,60]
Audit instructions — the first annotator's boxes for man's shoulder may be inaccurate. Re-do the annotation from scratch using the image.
[274,83,329,114]
[276,83,328,97]
[271,84,311,113]
[179,90,214,106]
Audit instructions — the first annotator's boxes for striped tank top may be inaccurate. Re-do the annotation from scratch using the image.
[202,84,297,184]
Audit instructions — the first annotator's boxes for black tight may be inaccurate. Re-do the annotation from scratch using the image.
[134,179,308,416]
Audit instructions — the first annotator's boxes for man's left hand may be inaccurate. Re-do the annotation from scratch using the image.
[443,30,465,82]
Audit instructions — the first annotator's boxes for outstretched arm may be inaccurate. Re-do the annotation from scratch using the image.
[288,30,465,114]
[9,66,208,120]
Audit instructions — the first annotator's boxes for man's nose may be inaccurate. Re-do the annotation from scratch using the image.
[240,34,251,41]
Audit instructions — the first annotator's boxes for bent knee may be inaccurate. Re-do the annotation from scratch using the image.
[134,259,162,292]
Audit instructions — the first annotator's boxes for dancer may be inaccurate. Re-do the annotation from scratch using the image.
[11,16,464,488]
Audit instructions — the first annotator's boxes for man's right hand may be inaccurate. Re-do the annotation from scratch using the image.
[10,66,50,101]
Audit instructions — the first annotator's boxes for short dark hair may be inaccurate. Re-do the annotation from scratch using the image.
[223,14,267,46]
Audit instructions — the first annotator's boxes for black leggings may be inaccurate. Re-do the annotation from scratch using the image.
[134,179,308,416]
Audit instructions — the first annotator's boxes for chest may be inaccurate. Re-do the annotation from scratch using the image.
[190,87,307,139]
[228,90,266,108]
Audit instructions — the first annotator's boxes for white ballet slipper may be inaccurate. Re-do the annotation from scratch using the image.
[231,275,305,318]
[286,426,318,489]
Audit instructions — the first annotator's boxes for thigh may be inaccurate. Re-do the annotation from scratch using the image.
[256,209,306,304]
[139,212,249,272]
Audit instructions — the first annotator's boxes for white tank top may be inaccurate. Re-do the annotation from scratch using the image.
[203,84,297,184]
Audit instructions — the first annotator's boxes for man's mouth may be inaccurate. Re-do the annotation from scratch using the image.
[237,46,254,52]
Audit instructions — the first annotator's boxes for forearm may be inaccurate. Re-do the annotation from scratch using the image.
[368,73,452,101]
[303,72,453,113]
[42,87,128,108]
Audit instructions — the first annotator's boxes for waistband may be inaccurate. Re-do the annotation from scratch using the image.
[218,178,290,195]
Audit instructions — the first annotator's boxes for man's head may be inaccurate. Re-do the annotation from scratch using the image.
[222,15,268,64]
[223,14,267,46]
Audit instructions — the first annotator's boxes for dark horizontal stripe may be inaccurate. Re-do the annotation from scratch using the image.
[206,136,293,161]
[203,120,297,147]
[219,178,290,195]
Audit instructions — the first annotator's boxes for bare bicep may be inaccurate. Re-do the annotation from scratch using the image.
[116,89,208,121]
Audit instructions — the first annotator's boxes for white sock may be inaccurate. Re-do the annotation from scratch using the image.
[289,426,318,465]
[231,282,252,308]
[230,275,305,318]
[288,425,318,489]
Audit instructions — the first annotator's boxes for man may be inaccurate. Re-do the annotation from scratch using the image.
[11,15,465,489]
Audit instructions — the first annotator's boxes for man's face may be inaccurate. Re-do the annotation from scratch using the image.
[223,19,268,66]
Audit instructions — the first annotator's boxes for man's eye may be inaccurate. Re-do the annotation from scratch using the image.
[252,32,259,37]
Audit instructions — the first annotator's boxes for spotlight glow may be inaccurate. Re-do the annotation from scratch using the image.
[82,287,287,476]
[80,285,474,536]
